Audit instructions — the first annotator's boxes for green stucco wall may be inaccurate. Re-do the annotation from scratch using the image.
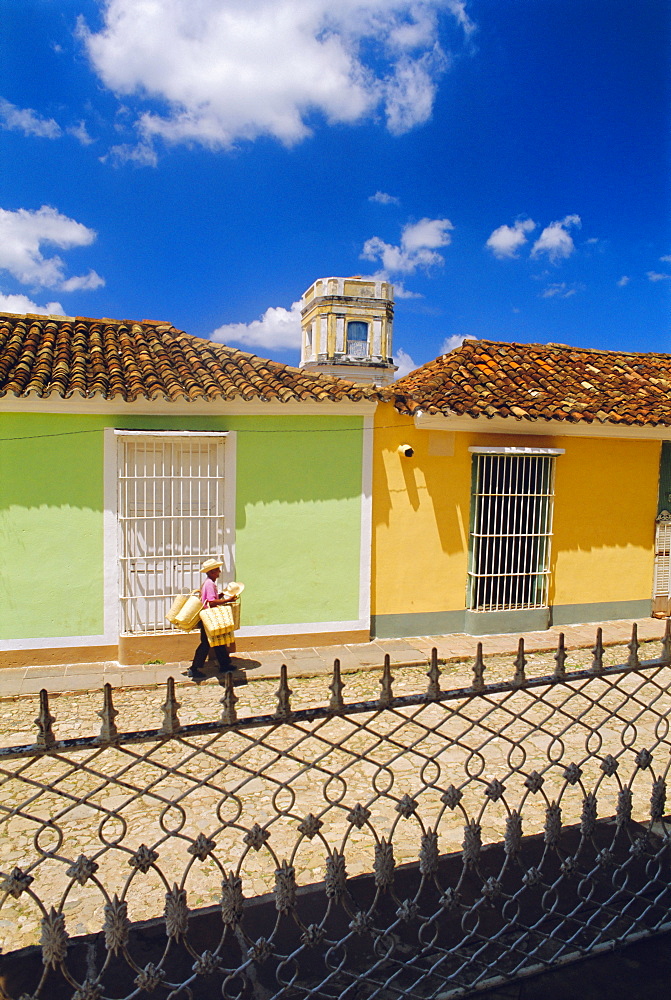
[0,412,364,641]
[0,414,107,639]
[231,415,363,626]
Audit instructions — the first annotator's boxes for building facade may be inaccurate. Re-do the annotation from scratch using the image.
[3,312,670,665]
[372,340,669,637]
[0,313,381,666]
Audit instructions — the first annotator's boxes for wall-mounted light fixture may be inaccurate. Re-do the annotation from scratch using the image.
[398,444,414,458]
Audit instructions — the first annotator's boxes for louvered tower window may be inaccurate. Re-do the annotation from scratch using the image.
[467,448,562,612]
[653,511,671,607]
[117,433,228,633]
[652,442,671,614]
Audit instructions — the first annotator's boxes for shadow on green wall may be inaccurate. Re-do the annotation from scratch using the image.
[0,415,104,512]
[234,419,364,526]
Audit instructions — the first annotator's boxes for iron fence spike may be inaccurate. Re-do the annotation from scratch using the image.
[329,658,345,713]
[160,677,182,736]
[627,622,640,670]
[513,638,527,687]
[553,632,567,680]
[96,683,119,745]
[274,664,293,720]
[427,647,441,699]
[591,626,604,673]
[378,654,394,708]
[220,671,238,725]
[472,643,485,692]
[34,689,56,750]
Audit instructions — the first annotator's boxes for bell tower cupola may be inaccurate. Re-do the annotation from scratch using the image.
[299,276,396,386]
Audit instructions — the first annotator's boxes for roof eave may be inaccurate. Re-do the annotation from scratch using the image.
[412,410,671,441]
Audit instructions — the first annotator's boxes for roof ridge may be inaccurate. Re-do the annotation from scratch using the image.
[472,338,671,360]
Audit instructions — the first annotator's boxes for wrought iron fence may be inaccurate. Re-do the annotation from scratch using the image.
[1,624,671,999]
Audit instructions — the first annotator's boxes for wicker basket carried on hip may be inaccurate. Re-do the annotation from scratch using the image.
[166,590,204,631]
[200,600,240,647]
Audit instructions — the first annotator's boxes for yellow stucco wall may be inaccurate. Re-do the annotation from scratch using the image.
[372,402,660,617]
[550,436,659,606]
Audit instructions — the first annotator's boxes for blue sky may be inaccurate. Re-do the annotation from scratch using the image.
[1,0,669,375]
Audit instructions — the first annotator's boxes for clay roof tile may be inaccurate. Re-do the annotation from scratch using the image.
[0,312,386,405]
[390,339,671,427]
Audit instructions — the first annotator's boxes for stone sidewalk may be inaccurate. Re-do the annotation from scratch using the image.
[0,616,665,698]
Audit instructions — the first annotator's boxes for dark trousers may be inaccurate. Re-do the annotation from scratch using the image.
[191,624,232,673]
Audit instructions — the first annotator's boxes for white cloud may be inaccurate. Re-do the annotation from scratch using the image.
[369,191,400,205]
[660,255,671,263]
[617,275,630,287]
[486,218,535,259]
[0,101,95,147]
[440,333,475,354]
[391,281,423,299]
[60,270,106,292]
[0,205,101,290]
[383,50,446,135]
[402,217,453,251]
[445,0,477,36]
[541,282,578,299]
[104,142,158,167]
[531,214,581,263]
[78,0,473,155]
[361,217,453,275]
[0,98,61,139]
[212,300,303,351]
[0,293,65,315]
[392,347,417,378]
[68,121,95,145]
[648,271,671,282]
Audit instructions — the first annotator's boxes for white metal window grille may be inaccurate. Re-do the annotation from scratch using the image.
[347,320,368,356]
[653,510,671,602]
[118,435,226,634]
[468,450,557,612]
[347,340,368,357]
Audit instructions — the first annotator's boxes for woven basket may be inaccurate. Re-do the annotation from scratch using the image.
[171,591,204,631]
[200,603,236,646]
[231,596,241,630]
[209,632,234,648]
[166,592,190,625]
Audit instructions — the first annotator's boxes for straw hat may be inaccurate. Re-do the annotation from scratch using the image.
[201,558,223,574]
[223,581,245,597]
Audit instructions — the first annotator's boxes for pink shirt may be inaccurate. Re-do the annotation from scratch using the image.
[200,579,219,607]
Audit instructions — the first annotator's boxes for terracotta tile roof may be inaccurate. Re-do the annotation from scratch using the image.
[0,312,384,404]
[391,339,671,426]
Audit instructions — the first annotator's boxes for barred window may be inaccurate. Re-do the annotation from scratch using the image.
[117,433,228,634]
[467,448,561,612]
